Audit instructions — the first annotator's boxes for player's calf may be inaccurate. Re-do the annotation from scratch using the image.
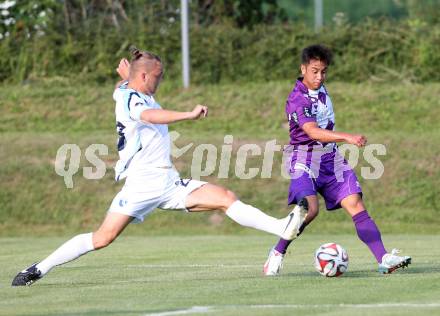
[302,197,319,228]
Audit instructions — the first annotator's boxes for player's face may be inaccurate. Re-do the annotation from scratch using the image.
[301,59,328,90]
[144,63,164,95]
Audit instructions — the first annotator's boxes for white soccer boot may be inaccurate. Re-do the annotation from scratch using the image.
[378,249,411,274]
[263,248,284,276]
[280,200,308,241]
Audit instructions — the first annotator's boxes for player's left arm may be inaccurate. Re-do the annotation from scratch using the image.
[138,105,208,124]
[302,122,367,147]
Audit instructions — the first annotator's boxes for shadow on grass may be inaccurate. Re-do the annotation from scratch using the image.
[22,264,439,288]
[284,264,440,278]
[392,265,440,274]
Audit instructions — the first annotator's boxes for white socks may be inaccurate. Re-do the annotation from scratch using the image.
[226,200,283,237]
[36,233,95,276]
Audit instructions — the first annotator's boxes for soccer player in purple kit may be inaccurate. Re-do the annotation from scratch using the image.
[263,44,411,276]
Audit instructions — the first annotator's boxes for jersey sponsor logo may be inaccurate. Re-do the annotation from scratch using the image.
[305,94,320,114]
[303,106,315,118]
[119,199,128,207]
[134,102,144,107]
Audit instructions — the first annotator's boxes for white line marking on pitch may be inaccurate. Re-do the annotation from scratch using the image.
[129,264,261,268]
[245,303,440,309]
[144,306,213,316]
[144,303,440,316]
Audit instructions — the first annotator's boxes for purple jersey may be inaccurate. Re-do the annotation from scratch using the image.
[285,78,335,151]
[284,78,362,210]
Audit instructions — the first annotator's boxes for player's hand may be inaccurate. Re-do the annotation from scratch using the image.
[116,58,130,80]
[346,134,367,147]
[189,105,208,120]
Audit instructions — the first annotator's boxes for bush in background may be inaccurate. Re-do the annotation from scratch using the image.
[0,1,439,84]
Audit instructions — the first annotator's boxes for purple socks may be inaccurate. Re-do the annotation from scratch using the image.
[274,222,307,254]
[352,210,387,263]
[274,238,292,254]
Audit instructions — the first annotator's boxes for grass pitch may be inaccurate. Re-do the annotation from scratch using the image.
[1,234,440,316]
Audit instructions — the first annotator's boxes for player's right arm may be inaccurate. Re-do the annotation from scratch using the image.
[139,105,208,124]
[302,122,367,147]
[115,58,130,90]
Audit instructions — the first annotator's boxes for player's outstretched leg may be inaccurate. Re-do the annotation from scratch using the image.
[263,197,313,276]
[11,213,133,286]
[185,183,302,240]
[342,194,411,274]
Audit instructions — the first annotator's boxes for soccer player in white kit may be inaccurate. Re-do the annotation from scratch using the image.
[12,47,304,286]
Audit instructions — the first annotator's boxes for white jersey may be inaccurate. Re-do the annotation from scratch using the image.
[113,82,172,181]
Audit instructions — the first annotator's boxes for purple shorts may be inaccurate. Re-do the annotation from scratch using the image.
[287,150,362,210]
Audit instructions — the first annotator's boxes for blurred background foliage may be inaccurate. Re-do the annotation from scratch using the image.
[0,0,439,84]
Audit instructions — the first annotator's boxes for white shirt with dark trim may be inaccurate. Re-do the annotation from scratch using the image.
[113,82,172,181]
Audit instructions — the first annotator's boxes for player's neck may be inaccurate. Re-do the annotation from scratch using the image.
[127,81,152,96]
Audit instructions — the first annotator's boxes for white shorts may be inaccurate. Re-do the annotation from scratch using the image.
[108,168,206,223]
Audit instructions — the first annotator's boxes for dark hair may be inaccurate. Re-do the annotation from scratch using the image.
[301,44,332,66]
[129,45,161,63]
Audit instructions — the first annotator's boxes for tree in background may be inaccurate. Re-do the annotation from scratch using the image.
[0,0,57,40]
[0,0,438,83]
[404,0,440,24]
[193,0,287,28]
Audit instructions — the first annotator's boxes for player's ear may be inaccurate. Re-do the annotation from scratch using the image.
[300,64,306,76]
[141,72,148,82]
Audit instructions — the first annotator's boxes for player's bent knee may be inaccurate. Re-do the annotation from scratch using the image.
[225,189,238,202]
[342,194,365,214]
[219,189,238,212]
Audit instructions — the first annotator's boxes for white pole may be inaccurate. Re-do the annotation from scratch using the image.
[314,0,323,33]
[181,0,190,88]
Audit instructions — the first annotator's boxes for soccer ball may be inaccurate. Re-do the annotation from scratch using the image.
[314,243,349,277]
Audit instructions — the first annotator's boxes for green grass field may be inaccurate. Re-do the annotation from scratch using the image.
[1,234,440,316]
